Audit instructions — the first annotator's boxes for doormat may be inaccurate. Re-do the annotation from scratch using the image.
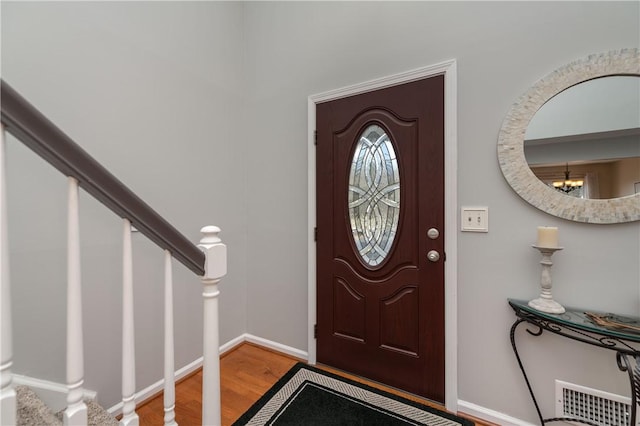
[232,363,474,425]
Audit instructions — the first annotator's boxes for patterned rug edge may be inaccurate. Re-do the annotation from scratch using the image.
[232,362,474,425]
[232,363,309,425]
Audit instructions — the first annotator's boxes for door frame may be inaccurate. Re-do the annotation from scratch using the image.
[307,59,458,412]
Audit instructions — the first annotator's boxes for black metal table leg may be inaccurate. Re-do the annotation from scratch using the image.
[617,353,639,426]
[510,318,545,425]
[510,318,603,426]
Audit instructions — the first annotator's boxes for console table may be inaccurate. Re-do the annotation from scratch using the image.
[508,299,640,426]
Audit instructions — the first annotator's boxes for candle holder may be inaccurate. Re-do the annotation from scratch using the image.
[529,245,565,314]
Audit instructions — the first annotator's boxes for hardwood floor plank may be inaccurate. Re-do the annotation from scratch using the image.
[136,342,495,426]
[220,344,298,425]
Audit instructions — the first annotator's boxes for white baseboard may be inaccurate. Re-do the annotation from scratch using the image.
[243,334,309,361]
[220,334,246,355]
[107,356,204,416]
[106,333,304,415]
[12,374,97,413]
[458,400,536,426]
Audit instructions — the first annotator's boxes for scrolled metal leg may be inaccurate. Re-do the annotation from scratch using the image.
[511,318,545,425]
[616,352,639,426]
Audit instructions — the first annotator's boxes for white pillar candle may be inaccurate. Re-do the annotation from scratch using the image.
[537,226,558,248]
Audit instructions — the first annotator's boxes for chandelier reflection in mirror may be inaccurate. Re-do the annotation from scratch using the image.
[497,48,639,223]
[348,124,400,267]
[552,163,584,194]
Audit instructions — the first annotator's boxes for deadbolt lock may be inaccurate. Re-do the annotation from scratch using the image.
[427,228,440,239]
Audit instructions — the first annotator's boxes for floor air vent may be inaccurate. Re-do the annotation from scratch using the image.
[555,380,635,426]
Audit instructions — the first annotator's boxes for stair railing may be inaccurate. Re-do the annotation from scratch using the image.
[0,80,226,426]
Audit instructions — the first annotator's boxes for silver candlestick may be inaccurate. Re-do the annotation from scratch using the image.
[529,245,565,314]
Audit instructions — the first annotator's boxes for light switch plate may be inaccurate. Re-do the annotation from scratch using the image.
[461,207,489,232]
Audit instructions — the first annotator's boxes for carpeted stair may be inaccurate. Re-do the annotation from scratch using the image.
[16,385,118,426]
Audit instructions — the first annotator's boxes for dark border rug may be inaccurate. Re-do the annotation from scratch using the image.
[233,363,474,425]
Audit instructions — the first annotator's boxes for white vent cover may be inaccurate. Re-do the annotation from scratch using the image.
[555,380,636,426]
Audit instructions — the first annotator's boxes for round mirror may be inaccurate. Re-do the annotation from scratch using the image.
[497,49,640,224]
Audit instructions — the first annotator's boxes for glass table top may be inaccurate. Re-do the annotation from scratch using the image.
[509,299,640,343]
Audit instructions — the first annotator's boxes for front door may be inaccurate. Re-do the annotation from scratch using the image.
[316,76,445,402]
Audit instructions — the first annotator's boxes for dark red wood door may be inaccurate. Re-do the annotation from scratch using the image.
[316,76,445,402]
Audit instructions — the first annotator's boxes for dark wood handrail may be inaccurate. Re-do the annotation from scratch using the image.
[0,80,205,276]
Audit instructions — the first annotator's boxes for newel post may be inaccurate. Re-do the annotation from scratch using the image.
[198,226,227,426]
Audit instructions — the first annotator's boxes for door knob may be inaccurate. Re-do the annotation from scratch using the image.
[427,250,440,262]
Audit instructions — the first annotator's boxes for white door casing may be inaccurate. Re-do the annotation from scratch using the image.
[307,59,458,411]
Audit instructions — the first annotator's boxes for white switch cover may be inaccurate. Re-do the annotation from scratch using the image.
[461,207,488,232]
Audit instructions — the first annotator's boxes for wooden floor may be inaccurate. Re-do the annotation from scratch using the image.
[136,343,495,425]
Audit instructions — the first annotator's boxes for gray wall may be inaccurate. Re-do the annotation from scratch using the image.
[3,1,639,424]
[242,1,640,423]
[2,1,247,408]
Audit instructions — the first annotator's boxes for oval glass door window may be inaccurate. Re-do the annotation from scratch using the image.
[348,124,401,267]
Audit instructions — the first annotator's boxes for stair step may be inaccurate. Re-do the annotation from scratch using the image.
[16,385,59,426]
[15,385,118,426]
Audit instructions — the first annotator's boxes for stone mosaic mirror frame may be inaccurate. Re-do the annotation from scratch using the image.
[497,48,640,224]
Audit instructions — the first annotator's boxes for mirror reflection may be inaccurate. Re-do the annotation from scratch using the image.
[524,76,640,200]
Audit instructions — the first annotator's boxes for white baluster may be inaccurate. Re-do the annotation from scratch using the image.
[120,219,139,426]
[0,125,16,426]
[198,226,227,426]
[163,250,177,426]
[64,177,87,425]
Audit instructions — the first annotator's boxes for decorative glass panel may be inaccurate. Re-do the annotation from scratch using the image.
[348,124,400,267]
